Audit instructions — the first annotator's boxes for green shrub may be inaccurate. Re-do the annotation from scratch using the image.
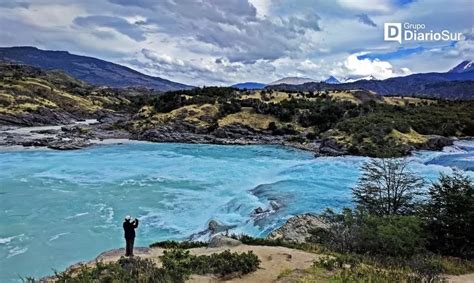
[312,209,426,257]
[229,234,323,253]
[51,257,186,283]
[41,249,260,282]
[161,249,260,277]
[149,240,207,249]
[424,172,474,259]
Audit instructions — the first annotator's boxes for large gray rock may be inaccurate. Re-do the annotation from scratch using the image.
[207,220,237,234]
[267,213,328,243]
[422,135,453,151]
[47,138,90,150]
[208,235,242,248]
[319,138,348,156]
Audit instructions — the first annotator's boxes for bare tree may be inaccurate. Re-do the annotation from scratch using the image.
[353,158,424,216]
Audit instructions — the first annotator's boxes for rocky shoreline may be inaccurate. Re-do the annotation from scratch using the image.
[0,116,460,156]
[0,117,324,153]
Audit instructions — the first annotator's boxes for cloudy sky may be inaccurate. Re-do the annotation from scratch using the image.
[0,0,472,85]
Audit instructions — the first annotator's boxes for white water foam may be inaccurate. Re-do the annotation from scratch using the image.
[49,232,71,242]
[7,246,28,258]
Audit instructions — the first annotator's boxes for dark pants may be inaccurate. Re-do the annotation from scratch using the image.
[125,238,135,256]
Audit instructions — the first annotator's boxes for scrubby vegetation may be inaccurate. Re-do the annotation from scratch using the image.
[2,63,473,157]
[296,159,474,281]
[27,249,260,282]
[308,253,461,282]
[129,85,474,157]
[0,63,138,125]
[149,240,207,249]
[229,234,323,253]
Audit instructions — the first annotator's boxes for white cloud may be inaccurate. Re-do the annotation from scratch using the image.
[0,0,471,85]
[248,0,271,19]
[337,0,394,13]
[343,53,411,79]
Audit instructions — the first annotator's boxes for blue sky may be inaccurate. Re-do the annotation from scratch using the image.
[0,0,472,85]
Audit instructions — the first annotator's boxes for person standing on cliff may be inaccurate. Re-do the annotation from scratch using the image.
[123,215,139,256]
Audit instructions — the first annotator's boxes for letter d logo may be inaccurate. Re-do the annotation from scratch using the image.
[384,23,402,44]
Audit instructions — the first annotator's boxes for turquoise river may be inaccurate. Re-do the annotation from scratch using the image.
[1,141,474,281]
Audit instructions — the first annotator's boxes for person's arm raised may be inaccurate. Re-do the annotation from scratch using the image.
[134,219,139,228]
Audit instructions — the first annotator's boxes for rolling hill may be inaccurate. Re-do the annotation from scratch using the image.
[0,46,192,91]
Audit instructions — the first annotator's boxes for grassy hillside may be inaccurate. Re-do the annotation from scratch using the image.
[0,63,134,125]
[1,63,473,157]
[129,87,474,157]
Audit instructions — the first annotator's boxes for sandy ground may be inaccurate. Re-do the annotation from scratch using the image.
[70,245,474,283]
[90,245,321,283]
[445,273,474,283]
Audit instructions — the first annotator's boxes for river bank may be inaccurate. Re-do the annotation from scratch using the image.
[0,117,462,157]
[0,118,321,153]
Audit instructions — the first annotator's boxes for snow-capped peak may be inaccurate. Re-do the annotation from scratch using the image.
[341,75,377,83]
[449,60,474,73]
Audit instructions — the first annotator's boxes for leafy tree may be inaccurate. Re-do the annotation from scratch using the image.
[353,158,424,216]
[311,208,426,257]
[424,171,474,259]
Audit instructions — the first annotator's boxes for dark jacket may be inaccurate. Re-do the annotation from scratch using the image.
[123,219,139,239]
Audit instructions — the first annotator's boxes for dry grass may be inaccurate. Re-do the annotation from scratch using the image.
[239,91,301,103]
[388,129,428,145]
[329,91,361,104]
[218,107,280,130]
[152,103,219,128]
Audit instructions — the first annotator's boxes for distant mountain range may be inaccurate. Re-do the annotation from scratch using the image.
[231,82,266,90]
[236,74,378,88]
[267,60,474,100]
[1,46,472,99]
[0,46,192,91]
[324,75,378,84]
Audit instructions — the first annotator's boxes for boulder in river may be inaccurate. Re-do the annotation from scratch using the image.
[208,219,237,234]
[47,138,90,150]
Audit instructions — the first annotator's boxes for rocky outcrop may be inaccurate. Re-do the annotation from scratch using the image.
[0,107,77,126]
[208,235,242,248]
[187,219,238,241]
[207,220,237,235]
[422,135,453,151]
[138,123,289,146]
[267,213,328,243]
[318,138,348,156]
[47,138,91,150]
[0,119,131,150]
